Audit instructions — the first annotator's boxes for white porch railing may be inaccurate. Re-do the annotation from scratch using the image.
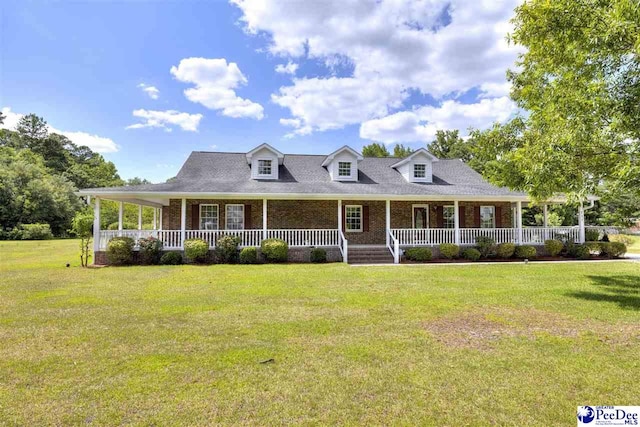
[338,230,348,263]
[387,229,400,264]
[267,229,339,247]
[521,227,579,244]
[392,228,456,246]
[97,230,158,250]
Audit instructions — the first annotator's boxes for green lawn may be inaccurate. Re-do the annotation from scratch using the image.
[1,240,639,425]
[626,234,640,254]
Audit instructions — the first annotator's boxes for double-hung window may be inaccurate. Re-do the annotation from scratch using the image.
[258,159,272,176]
[345,205,362,232]
[200,204,219,230]
[226,204,244,230]
[414,163,426,178]
[480,206,496,228]
[443,205,455,229]
[338,162,352,177]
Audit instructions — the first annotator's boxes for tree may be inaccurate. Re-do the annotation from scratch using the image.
[0,111,5,125]
[489,0,640,201]
[71,209,94,267]
[126,177,151,186]
[16,114,48,142]
[362,143,390,157]
[428,130,473,162]
[393,144,413,158]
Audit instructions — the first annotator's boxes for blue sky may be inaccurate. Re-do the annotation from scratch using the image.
[1,0,520,182]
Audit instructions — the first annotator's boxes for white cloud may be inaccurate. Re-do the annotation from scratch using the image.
[231,0,523,136]
[126,109,203,132]
[360,96,517,143]
[275,61,298,75]
[170,57,264,119]
[1,107,119,153]
[137,83,160,99]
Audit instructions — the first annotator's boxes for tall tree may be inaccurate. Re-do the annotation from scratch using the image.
[126,177,151,186]
[428,130,473,162]
[16,114,48,142]
[362,143,390,157]
[0,111,5,125]
[487,0,640,201]
[392,144,413,158]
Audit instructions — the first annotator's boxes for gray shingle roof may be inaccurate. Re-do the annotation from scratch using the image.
[81,151,526,198]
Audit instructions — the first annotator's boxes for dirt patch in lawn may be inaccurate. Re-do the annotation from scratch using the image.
[424,307,639,350]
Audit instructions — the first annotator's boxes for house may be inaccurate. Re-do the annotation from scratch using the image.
[79,143,594,264]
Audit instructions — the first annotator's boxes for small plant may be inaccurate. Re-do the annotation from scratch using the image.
[584,229,600,242]
[138,236,163,264]
[609,234,632,245]
[585,241,602,256]
[215,235,241,263]
[515,245,537,259]
[107,222,137,230]
[474,235,496,258]
[19,223,54,240]
[261,238,288,263]
[566,243,590,259]
[184,238,209,263]
[239,247,258,264]
[439,243,460,259]
[71,211,93,267]
[462,248,481,261]
[601,233,610,242]
[601,242,626,258]
[544,239,563,257]
[160,251,183,265]
[106,237,135,265]
[310,247,328,263]
[404,247,432,262]
[496,242,516,259]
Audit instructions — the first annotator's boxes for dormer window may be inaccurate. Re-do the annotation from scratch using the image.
[338,162,352,177]
[258,159,272,176]
[414,164,426,178]
[391,148,439,183]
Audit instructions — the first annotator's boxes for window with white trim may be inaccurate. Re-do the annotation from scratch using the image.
[200,204,219,230]
[414,163,426,178]
[345,205,362,232]
[480,206,495,228]
[258,159,272,176]
[226,204,244,230]
[443,205,455,229]
[338,162,352,177]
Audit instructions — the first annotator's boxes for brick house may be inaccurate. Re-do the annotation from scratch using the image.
[80,143,592,263]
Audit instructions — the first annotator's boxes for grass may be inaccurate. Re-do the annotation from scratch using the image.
[625,234,640,254]
[1,240,639,425]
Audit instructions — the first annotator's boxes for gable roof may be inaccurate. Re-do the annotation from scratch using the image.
[246,143,285,165]
[390,148,439,168]
[321,145,364,167]
[79,151,528,200]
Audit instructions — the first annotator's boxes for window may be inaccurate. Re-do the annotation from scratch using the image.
[443,205,455,229]
[338,162,352,177]
[200,204,219,230]
[345,205,362,232]
[258,159,272,176]
[226,204,244,230]
[414,163,426,178]
[480,206,495,228]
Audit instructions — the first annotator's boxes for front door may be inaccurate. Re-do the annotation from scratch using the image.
[413,206,428,229]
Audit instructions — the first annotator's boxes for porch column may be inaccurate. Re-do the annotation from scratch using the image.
[180,198,186,248]
[159,207,163,230]
[93,197,101,254]
[138,205,143,230]
[118,201,124,232]
[153,208,157,230]
[578,203,585,243]
[543,204,549,227]
[454,200,460,245]
[516,201,523,244]
[262,199,268,241]
[338,200,343,233]
[385,200,390,247]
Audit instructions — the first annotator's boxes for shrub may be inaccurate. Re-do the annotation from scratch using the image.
[601,233,610,242]
[215,235,241,263]
[310,247,328,263]
[567,243,590,259]
[544,239,564,257]
[609,234,632,245]
[462,248,481,261]
[585,241,602,256]
[160,251,183,265]
[184,238,209,263]
[19,223,53,240]
[474,235,496,258]
[496,242,516,259]
[584,229,600,242]
[515,245,537,259]
[239,247,258,264]
[107,222,137,231]
[404,247,432,262]
[261,238,288,262]
[601,241,626,258]
[138,236,163,264]
[439,243,460,259]
[106,237,135,265]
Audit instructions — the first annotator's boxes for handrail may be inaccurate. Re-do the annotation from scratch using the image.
[338,230,348,263]
[387,229,400,264]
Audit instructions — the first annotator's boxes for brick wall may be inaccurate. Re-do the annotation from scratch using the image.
[163,199,264,230]
[391,201,512,228]
[268,200,338,229]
